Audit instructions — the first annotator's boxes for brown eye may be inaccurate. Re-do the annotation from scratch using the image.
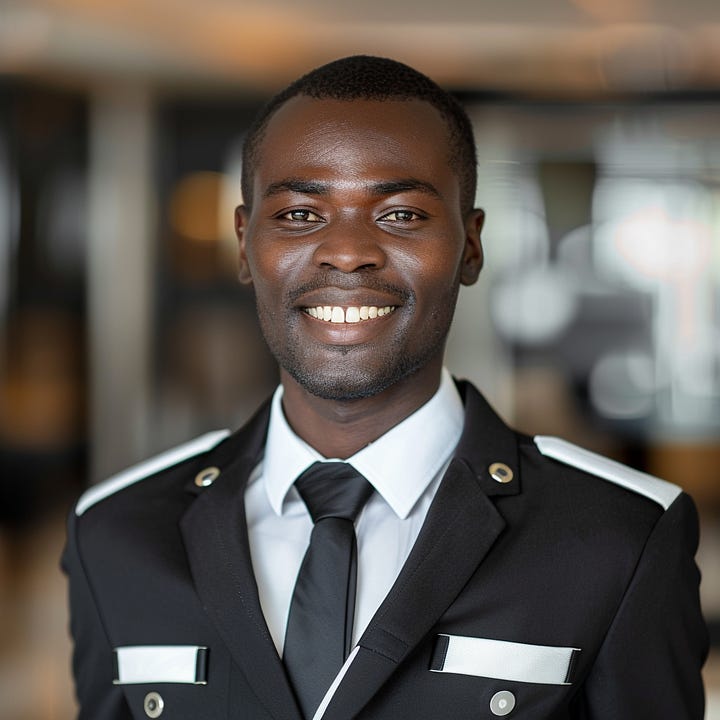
[280,209,323,222]
[378,210,423,222]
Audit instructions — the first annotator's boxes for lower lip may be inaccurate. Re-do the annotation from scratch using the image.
[299,309,398,345]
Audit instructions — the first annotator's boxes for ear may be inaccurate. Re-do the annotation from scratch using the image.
[235,205,253,285]
[460,209,484,286]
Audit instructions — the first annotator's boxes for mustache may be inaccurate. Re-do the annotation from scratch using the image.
[286,272,414,305]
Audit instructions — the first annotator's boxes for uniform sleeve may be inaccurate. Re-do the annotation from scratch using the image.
[62,510,133,720]
[578,492,708,719]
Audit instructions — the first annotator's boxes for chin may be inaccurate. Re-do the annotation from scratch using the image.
[288,366,399,402]
[284,354,424,402]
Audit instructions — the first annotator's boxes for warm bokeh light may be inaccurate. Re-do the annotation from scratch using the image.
[168,171,226,244]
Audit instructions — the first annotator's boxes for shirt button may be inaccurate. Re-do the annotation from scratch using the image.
[490,690,516,716]
[144,691,164,718]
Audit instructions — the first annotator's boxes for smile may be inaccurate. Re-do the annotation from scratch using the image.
[303,306,397,323]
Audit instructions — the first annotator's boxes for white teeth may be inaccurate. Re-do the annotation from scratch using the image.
[304,305,396,323]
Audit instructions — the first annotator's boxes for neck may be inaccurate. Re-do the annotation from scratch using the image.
[280,361,443,459]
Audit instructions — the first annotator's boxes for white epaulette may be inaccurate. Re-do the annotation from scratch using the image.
[534,436,682,511]
[75,430,231,516]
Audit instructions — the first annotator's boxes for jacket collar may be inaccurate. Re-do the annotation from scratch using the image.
[180,380,522,720]
[453,379,521,500]
[180,399,305,720]
[318,380,521,719]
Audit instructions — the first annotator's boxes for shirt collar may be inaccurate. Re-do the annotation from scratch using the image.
[262,368,464,519]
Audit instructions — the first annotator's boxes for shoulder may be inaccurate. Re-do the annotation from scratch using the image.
[530,435,682,512]
[74,429,230,516]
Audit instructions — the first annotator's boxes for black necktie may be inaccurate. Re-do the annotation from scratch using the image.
[283,462,373,719]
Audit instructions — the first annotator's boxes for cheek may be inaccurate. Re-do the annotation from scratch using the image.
[393,243,464,294]
[247,240,307,290]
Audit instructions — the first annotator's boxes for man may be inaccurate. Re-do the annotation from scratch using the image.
[64,56,707,719]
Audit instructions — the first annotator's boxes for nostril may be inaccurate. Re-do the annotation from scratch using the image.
[312,241,386,273]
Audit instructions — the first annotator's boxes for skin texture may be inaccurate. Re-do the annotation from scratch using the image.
[235,96,484,458]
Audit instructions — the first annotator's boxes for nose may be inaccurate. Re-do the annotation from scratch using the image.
[312,221,386,273]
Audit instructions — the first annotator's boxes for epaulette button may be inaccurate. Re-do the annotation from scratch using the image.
[195,466,220,487]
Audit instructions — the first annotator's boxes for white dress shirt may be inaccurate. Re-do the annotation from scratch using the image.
[244,368,465,655]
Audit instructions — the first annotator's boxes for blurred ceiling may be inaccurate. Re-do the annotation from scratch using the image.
[1,0,720,95]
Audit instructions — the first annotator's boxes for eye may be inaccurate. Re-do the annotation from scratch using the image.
[278,209,324,223]
[377,209,425,223]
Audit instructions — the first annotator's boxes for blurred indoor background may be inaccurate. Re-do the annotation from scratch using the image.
[1,0,720,717]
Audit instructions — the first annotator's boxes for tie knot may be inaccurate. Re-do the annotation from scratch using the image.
[295,462,373,523]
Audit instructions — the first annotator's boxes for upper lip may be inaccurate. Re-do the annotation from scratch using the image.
[294,288,404,309]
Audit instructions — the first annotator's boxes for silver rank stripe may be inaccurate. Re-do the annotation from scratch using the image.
[430,635,580,685]
[113,645,209,685]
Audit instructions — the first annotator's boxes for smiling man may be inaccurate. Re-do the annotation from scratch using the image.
[64,56,707,720]
[236,90,482,457]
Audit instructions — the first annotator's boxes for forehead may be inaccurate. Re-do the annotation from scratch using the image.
[253,96,454,188]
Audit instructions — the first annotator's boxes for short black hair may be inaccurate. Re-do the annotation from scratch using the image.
[241,55,477,213]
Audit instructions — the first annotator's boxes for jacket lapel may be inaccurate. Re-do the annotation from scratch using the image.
[319,381,522,720]
[180,402,303,720]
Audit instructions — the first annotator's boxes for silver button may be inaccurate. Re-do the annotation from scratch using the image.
[144,691,164,718]
[489,462,514,484]
[490,690,516,716]
[195,466,220,487]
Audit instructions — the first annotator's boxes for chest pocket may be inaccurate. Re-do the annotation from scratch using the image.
[114,645,225,719]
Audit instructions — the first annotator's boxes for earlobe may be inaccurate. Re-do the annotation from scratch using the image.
[235,205,253,285]
[460,209,484,286]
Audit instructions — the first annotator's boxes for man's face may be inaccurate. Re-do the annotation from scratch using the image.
[236,96,483,401]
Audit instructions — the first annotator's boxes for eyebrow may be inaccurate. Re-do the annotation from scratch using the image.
[263,179,330,198]
[262,177,441,200]
[369,179,441,199]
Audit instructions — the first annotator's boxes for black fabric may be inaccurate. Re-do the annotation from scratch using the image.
[283,462,373,719]
[63,382,708,720]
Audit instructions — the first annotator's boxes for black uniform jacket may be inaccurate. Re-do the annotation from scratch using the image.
[63,381,708,719]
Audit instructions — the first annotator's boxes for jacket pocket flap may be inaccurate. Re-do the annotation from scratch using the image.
[430,634,580,685]
[113,645,209,685]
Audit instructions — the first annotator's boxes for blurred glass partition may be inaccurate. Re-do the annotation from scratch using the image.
[461,101,720,442]
[0,83,88,528]
[151,96,278,451]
